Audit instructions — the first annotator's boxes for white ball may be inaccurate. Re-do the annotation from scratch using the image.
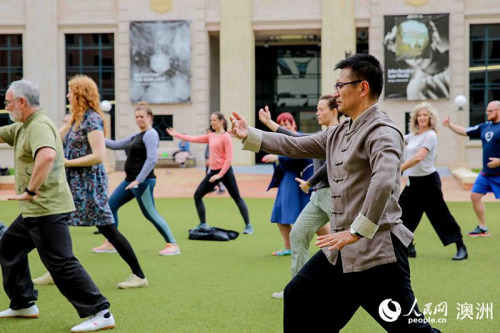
[100,100,112,112]
[454,95,467,108]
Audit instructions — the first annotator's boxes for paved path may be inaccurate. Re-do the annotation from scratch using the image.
[0,165,498,202]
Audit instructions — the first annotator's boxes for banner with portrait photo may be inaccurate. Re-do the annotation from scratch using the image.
[384,14,449,100]
[130,20,191,104]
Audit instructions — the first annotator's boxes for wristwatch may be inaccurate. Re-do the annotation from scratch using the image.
[349,227,364,238]
[24,187,37,196]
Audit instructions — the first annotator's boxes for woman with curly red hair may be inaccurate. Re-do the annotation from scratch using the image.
[33,75,147,289]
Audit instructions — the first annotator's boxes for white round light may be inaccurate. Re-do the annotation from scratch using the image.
[100,100,112,112]
[454,95,467,108]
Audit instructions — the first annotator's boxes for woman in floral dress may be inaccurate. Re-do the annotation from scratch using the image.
[33,75,147,289]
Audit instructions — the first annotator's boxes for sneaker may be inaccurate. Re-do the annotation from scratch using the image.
[92,241,117,254]
[272,249,292,256]
[158,243,181,256]
[467,226,491,237]
[71,310,115,332]
[243,224,254,235]
[195,223,210,230]
[272,291,284,299]
[93,230,101,235]
[0,304,39,318]
[117,274,148,289]
[33,272,54,285]
[217,189,226,195]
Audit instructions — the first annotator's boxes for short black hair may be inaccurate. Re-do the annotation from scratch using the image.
[334,53,384,99]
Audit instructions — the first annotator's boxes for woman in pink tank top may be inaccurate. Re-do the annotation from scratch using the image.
[167,112,254,235]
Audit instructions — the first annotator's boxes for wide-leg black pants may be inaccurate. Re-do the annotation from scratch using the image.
[0,213,109,318]
[283,234,440,332]
[399,171,462,246]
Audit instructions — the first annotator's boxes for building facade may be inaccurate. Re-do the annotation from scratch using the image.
[0,0,499,170]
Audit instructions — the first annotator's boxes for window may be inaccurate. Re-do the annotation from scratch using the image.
[256,45,321,162]
[65,33,115,137]
[0,114,12,127]
[0,34,23,126]
[256,45,321,127]
[356,28,369,54]
[152,115,173,141]
[469,24,500,127]
[275,48,321,109]
[405,112,411,135]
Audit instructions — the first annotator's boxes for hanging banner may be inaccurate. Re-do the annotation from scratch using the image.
[383,14,449,100]
[130,20,191,104]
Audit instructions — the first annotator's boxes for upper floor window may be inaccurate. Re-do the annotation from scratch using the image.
[0,34,23,127]
[469,24,500,127]
[65,33,115,138]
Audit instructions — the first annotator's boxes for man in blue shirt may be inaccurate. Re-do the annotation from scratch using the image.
[443,100,500,236]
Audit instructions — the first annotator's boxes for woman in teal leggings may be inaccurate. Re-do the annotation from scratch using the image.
[93,101,179,256]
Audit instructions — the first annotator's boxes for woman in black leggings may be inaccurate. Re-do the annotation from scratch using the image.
[167,112,253,234]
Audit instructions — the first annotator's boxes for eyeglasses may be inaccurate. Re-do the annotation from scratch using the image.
[4,97,20,106]
[334,80,363,92]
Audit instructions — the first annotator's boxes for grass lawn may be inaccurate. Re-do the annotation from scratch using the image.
[0,199,499,332]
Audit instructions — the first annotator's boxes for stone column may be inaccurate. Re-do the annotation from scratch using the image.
[24,0,60,124]
[321,0,356,95]
[220,0,255,165]
[450,0,467,167]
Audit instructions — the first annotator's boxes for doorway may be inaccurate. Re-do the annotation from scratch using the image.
[255,45,321,162]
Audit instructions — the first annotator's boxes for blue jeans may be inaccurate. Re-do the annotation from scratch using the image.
[109,178,176,244]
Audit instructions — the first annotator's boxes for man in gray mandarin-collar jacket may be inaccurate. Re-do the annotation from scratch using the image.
[246,103,413,272]
[231,54,440,333]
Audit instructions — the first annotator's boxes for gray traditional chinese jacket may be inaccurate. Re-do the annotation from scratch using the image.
[243,104,413,273]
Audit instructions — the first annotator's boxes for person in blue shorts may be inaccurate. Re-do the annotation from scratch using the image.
[443,100,500,237]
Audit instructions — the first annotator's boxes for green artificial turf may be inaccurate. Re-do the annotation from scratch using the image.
[0,199,499,332]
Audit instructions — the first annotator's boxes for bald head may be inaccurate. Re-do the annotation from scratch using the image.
[487,101,500,123]
[489,101,500,109]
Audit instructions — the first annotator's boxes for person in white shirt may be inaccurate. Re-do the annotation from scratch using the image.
[399,102,467,260]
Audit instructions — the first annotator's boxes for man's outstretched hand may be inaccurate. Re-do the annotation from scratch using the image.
[230,111,249,140]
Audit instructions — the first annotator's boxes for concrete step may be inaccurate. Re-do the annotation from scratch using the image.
[0,175,14,190]
[451,167,478,190]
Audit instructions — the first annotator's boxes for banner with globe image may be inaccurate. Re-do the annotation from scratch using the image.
[383,14,449,100]
[129,21,191,104]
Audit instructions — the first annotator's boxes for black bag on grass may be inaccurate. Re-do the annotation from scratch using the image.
[188,227,239,241]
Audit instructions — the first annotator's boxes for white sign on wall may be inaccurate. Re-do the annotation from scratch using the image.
[130,20,191,104]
